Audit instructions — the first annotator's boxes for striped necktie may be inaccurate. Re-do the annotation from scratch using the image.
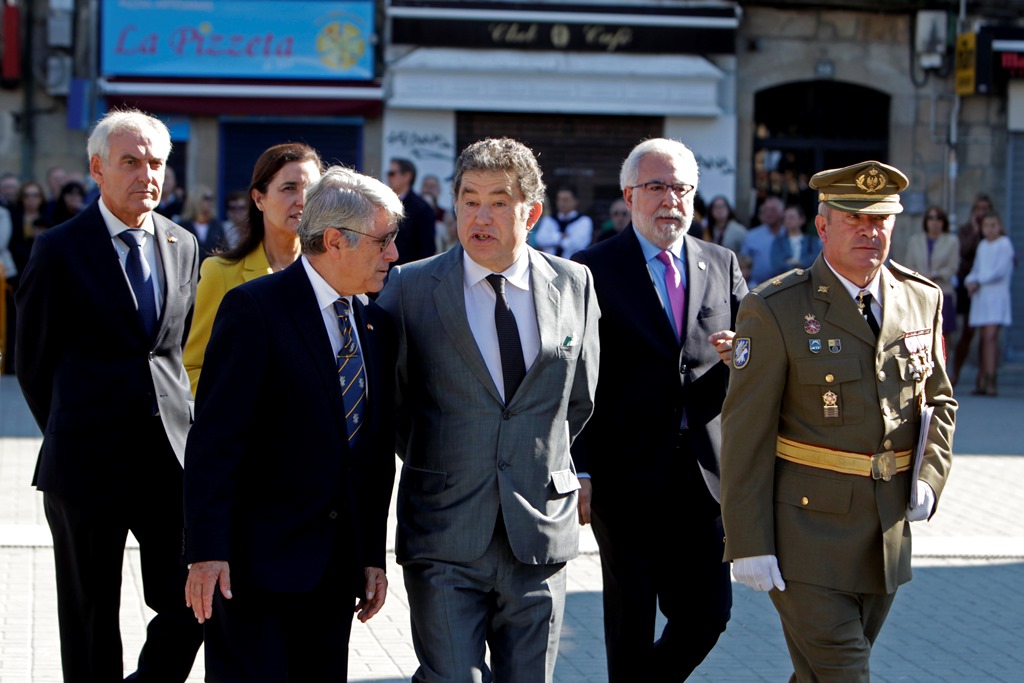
[333,298,366,444]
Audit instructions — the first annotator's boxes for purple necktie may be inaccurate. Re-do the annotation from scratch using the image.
[656,250,685,340]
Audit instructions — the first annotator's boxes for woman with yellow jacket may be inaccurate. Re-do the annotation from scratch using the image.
[184,143,322,394]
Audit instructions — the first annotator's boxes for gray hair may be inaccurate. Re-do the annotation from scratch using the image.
[87,109,172,163]
[453,138,546,206]
[298,166,404,254]
[619,138,699,191]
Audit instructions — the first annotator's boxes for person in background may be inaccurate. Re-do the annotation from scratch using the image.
[902,206,959,355]
[156,166,185,222]
[964,212,1015,396]
[741,195,785,286]
[221,190,248,249]
[420,173,456,253]
[595,198,631,242]
[770,204,821,275]
[8,182,47,273]
[388,158,437,265]
[183,143,323,395]
[180,186,228,266]
[533,185,594,258]
[0,172,20,209]
[950,194,992,386]
[50,181,86,227]
[704,195,748,254]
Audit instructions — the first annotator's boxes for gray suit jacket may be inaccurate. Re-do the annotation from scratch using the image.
[377,245,600,565]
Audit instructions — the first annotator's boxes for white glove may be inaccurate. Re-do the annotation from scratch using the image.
[906,480,936,522]
[732,554,786,592]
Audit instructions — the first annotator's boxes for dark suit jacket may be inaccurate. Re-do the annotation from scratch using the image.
[394,190,437,266]
[572,228,747,512]
[180,218,228,263]
[183,261,395,594]
[16,201,198,495]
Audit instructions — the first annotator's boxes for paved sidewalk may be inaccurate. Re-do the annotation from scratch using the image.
[2,371,1023,682]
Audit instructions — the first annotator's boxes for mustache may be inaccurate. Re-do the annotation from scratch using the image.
[655,209,686,221]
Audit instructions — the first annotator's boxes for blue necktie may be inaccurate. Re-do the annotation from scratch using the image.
[118,229,158,337]
[333,298,366,445]
[486,274,526,404]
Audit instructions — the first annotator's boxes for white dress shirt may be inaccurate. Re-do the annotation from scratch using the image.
[301,255,364,358]
[463,249,541,402]
[823,257,883,327]
[100,199,164,317]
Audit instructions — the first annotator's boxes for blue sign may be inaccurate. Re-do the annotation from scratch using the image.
[101,0,375,80]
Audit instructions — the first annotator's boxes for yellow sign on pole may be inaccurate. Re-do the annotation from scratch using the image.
[956,32,977,96]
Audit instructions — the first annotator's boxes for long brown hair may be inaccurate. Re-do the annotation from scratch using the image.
[220,142,323,261]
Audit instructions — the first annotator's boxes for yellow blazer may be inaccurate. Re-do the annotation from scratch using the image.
[184,245,272,395]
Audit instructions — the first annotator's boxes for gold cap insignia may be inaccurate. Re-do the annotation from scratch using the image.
[855,168,888,193]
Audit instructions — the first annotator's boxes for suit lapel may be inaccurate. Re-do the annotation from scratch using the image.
[518,249,560,400]
[432,247,503,404]
[352,296,381,438]
[682,234,706,342]
[279,263,348,432]
[878,266,908,351]
[618,228,681,351]
[242,244,272,283]
[152,215,179,345]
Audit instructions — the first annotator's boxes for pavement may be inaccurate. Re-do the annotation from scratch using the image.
[2,364,1024,682]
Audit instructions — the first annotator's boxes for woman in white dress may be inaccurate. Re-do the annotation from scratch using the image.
[965,213,1015,395]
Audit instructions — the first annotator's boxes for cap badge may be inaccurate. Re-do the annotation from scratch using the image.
[855,168,888,194]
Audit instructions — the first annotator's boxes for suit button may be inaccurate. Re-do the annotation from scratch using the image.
[825,374,834,383]
[498,461,509,470]
[801,496,809,506]
[877,370,887,381]
[328,510,338,520]
[502,411,511,420]
[883,439,893,449]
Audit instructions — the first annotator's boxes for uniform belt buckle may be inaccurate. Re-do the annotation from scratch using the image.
[871,451,897,481]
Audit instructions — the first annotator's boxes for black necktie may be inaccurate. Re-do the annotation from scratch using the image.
[118,229,158,337]
[858,291,881,338]
[486,274,526,404]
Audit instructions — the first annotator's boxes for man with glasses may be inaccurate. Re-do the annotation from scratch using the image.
[572,138,747,681]
[378,138,600,683]
[183,166,402,681]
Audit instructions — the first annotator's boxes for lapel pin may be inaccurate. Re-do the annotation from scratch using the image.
[167,235,177,243]
[818,285,829,294]
[698,261,707,270]
[366,323,374,331]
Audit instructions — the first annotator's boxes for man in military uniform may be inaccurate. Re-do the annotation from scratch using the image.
[720,160,956,682]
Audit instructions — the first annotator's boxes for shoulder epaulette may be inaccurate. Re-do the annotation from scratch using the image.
[887,260,940,289]
[752,267,810,298]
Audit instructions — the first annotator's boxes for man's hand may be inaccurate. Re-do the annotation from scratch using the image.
[906,480,936,522]
[732,555,786,592]
[185,560,232,623]
[577,477,592,526]
[708,329,736,364]
[356,567,387,623]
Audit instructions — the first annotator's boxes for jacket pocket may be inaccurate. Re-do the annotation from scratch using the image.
[775,469,853,514]
[550,469,581,495]
[401,465,447,495]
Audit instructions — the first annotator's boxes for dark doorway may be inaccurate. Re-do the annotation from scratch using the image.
[752,80,890,222]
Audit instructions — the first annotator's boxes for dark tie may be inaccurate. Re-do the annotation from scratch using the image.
[486,274,526,404]
[333,298,366,445]
[858,291,881,338]
[118,229,158,337]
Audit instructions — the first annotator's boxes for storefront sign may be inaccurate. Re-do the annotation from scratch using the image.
[101,0,375,80]
[389,1,738,55]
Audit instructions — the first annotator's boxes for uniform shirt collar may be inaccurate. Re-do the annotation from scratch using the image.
[823,256,882,302]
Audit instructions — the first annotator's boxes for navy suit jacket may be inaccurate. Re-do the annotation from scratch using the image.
[183,260,396,594]
[572,228,747,511]
[16,200,198,495]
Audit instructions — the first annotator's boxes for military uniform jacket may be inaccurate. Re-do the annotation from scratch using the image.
[720,255,955,594]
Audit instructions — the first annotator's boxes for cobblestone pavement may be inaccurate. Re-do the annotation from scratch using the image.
[2,370,1023,682]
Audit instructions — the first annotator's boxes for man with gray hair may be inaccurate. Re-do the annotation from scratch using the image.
[16,109,203,680]
[378,138,600,682]
[183,166,401,681]
[572,137,746,681]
